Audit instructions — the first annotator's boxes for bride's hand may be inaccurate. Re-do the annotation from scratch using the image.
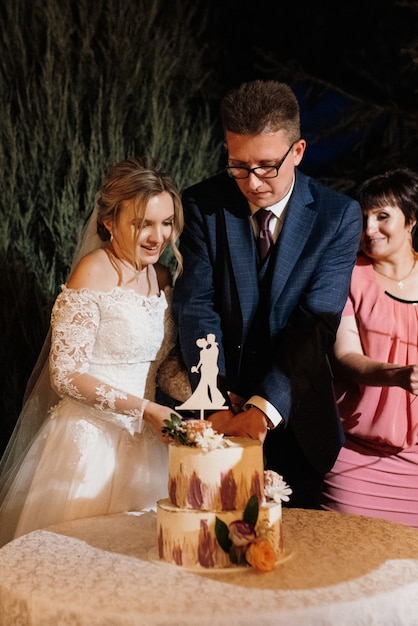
[143,402,180,443]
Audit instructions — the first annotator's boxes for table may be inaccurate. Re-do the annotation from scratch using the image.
[1,509,418,625]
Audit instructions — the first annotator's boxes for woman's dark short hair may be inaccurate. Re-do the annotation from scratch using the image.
[357,168,418,225]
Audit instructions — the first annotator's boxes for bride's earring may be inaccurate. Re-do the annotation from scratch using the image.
[110,233,114,243]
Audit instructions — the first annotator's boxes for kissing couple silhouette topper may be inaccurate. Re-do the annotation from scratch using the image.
[176,334,227,419]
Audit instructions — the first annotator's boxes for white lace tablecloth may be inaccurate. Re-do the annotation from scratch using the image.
[1,509,418,626]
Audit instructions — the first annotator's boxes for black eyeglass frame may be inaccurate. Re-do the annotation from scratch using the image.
[225,141,298,180]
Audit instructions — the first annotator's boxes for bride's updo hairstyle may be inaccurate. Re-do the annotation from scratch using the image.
[95,156,184,277]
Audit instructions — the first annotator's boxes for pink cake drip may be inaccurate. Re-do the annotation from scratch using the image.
[157,525,164,559]
[198,519,215,568]
[220,470,237,510]
[172,544,183,566]
[187,472,203,509]
[251,472,262,502]
[169,476,177,505]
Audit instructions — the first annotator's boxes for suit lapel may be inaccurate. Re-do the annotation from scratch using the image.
[270,180,317,309]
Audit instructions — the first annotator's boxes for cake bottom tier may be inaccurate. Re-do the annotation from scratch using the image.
[157,499,282,569]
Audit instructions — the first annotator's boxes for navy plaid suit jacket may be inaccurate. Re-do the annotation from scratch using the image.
[173,169,362,473]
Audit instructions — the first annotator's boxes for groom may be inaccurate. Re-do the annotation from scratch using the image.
[173,80,362,508]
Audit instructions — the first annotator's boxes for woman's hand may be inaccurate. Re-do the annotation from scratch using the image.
[143,402,180,443]
[396,364,418,395]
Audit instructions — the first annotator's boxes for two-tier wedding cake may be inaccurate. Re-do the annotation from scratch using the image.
[157,417,291,571]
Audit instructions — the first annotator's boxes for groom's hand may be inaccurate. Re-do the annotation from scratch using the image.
[209,407,269,443]
[209,410,235,435]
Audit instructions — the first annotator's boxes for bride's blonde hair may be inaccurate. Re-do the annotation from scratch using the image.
[95,156,184,279]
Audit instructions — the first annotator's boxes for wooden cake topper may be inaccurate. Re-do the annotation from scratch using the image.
[176,333,227,419]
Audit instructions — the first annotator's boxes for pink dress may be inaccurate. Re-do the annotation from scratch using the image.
[321,255,418,527]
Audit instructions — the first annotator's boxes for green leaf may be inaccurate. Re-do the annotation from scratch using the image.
[215,517,232,553]
[243,495,259,526]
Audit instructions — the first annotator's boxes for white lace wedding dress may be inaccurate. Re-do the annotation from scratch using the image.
[0,282,176,546]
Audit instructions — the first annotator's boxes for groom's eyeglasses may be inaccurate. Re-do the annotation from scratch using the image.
[226,142,296,180]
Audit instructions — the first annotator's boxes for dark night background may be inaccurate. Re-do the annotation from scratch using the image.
[205,0,418,184]
[1,0,418,453]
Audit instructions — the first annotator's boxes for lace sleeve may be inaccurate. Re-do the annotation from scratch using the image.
[49,288,147,431]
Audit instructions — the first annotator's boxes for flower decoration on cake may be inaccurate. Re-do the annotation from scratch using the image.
[264,469,293,503]
[215,471,292,572]
[162,414,226,451]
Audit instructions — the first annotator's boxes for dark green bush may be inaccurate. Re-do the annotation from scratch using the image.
[0,0,221,452]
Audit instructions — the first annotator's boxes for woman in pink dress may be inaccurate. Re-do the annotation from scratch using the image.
[321,168,418,527]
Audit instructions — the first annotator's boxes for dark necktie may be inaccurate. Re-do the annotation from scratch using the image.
[255,209,273,263]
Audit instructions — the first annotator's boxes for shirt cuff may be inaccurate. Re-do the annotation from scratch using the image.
[244,395,283,429]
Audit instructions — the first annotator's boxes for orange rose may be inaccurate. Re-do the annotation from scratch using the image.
[246,540,276,572]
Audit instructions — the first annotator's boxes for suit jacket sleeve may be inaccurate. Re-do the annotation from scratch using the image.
[173,176,232,395]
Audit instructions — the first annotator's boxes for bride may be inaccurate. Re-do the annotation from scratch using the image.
[0,156,189,546]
